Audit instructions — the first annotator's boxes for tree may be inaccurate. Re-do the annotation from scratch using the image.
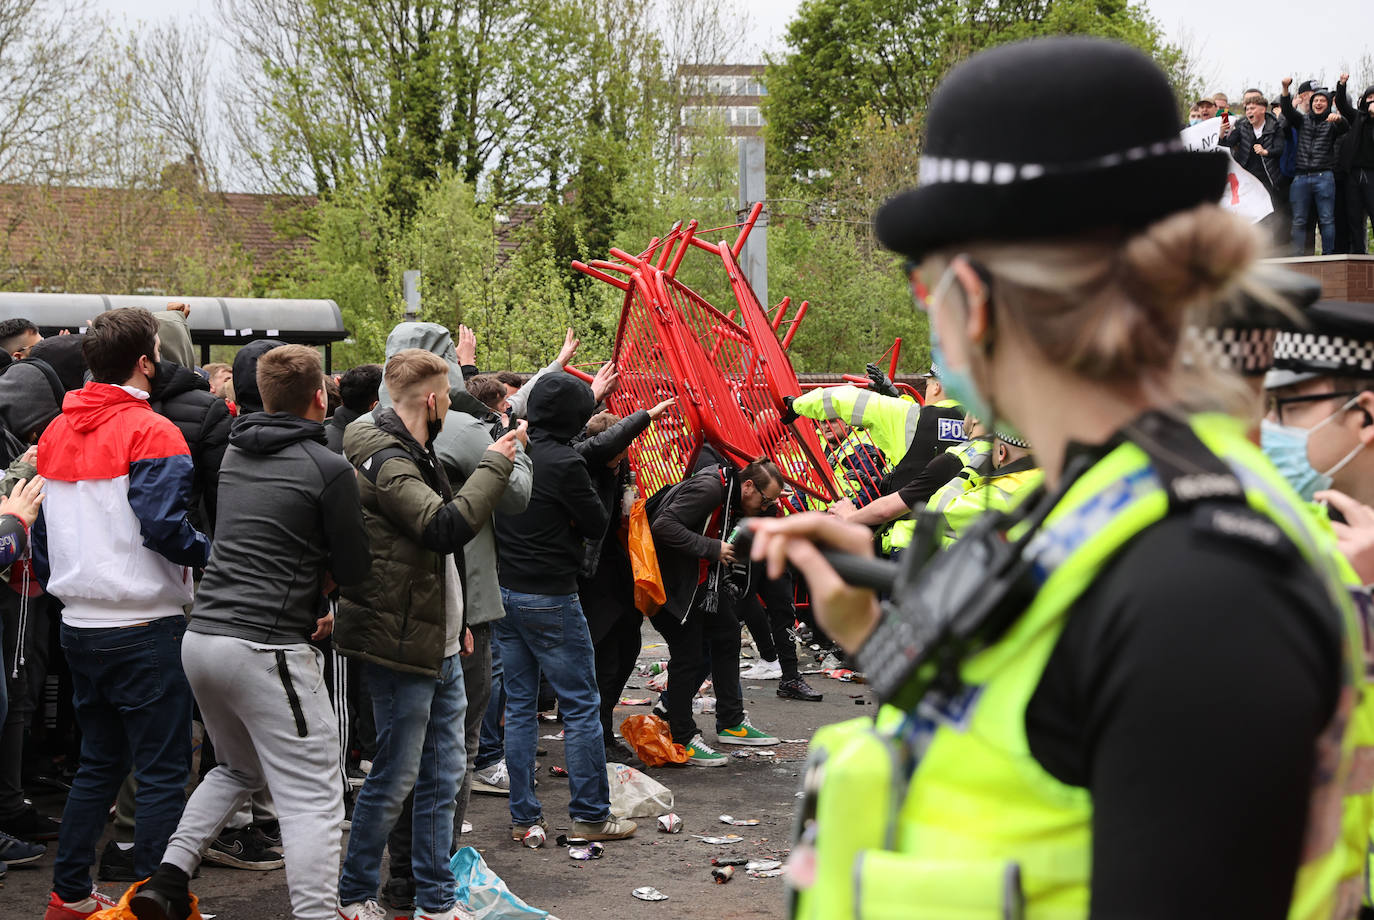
[0,0,99,183]
[763,0,1191,185]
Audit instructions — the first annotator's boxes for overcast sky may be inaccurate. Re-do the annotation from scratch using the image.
[98,0,1373,96]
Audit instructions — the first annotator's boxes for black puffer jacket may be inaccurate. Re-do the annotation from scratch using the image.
[1336,81,1374,171]
[494,373,608,596]
[149,360,231,534]
[1281,91,1349,172]
[1220,112,1286,192]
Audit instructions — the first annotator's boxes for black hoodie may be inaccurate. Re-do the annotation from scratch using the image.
[1336,82,1374,171]
[190,412,371,645]
[231,339,284,414]
[494,373,608,595]
[149,359,231,534]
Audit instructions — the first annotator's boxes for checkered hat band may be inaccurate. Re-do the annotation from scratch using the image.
[1186,325,1277,376]
[917,137,1187,188]
[995,431,1031,449]
[1274,331,1374,375]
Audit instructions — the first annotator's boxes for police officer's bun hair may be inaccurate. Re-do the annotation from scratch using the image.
[1118,203,1260,337]
[937,202,1260,386]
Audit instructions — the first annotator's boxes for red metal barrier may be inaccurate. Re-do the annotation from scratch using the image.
[572,215,838,503]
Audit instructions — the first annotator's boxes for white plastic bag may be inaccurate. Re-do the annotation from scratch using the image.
[450,846,552,919]
[607,762,675,819]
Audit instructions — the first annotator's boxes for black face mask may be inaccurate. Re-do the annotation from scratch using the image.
[144,356,160,390]
[426,403,444,443]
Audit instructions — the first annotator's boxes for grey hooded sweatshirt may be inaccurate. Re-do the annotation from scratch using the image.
[368,322,533,625]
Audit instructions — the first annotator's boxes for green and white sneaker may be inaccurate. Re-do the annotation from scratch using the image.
[685,734,729,767]
[717,716,778,746]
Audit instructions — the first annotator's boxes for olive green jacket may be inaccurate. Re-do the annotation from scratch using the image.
[335,409,513,677]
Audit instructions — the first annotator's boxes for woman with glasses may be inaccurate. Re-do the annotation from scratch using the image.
[751,36,1362,920]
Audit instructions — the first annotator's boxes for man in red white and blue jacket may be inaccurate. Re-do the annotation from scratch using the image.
[31,308,209,920]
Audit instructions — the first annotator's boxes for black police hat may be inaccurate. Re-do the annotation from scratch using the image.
[1188,267,1321,377]
[1273,301,1374,379]
[874,37,1228,263]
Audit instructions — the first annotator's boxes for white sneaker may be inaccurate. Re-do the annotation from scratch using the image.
[740,659,783,680]
[338,900,387,920]
[472,760,510,796]
[414,905,477,920]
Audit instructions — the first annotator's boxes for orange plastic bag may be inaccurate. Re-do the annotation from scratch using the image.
[620,714,688,767]
[90,880,204,920]
[628,497,666,616]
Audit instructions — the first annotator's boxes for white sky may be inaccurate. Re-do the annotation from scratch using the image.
[97,0,1374,97]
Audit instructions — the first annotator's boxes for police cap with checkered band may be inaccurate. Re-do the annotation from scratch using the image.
[1187,266,1321,378]
[873,37,1228,263]
[1272,301,1374,380]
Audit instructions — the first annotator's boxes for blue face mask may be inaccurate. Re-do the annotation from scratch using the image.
[1260,418,1330,500]
[1260,397,1367,500]
[929,284,993,424]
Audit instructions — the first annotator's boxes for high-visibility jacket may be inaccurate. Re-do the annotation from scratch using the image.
[939,457,1043,545]
[790,413,1362,920]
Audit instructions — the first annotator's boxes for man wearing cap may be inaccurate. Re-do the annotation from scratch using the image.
[1281,76,1349,254]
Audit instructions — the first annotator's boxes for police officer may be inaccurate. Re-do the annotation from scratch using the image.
[749,37,1359,920]
[935,429,1042,544]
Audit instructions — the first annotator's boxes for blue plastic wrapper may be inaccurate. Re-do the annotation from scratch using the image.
[450,846,550,919]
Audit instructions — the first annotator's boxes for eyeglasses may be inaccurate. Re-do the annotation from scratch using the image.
[1268,390,1359,426]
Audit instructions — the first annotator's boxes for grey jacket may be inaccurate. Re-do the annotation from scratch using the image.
[373,322,533,624]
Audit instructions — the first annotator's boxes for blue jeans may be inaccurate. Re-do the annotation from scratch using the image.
[1291,170,1337,254]
[475,641,505,771]
[495,590,610,826]
[338,654,466,914]
[53,616,192,901]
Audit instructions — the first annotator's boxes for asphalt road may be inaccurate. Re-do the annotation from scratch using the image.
[1,637,875,919]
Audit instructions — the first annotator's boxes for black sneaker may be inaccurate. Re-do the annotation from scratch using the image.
[0,829,45,866]
[379,875,415,911]
[605,738,645,769]
[0,805,60,842]
[778,676,823,702]
[98,839,139,882]
[203,827,285,871]
[254,821,283,852]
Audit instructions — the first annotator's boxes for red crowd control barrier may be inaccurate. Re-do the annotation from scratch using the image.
[573,208,839,504]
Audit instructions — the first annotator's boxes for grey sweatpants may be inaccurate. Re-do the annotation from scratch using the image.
[163,632,344,920]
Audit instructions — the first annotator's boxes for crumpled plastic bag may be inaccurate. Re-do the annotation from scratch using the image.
[90,880,204,920]
[606,761,675,819]
[620,713,688,767]
[628,498,666,616]
[451,846,550,919]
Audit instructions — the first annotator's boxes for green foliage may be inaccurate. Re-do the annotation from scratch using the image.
[768,213,927,374]
[764,0,1187,185]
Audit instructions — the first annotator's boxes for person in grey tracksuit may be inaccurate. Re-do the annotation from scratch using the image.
[131,346,371,920]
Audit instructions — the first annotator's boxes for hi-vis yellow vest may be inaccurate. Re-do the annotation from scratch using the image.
[791,414,1362,920]
[939,464,1043,545]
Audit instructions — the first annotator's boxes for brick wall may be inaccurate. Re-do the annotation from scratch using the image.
[1265,256,1374,302]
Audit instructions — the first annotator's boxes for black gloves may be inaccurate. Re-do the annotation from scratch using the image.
[865,363,899,398]
[780,395,800,425]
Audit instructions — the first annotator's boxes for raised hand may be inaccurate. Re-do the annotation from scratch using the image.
[456,324,477,367]
[648,397,676,420]
[555,328,579,367]
[591,362,619,403]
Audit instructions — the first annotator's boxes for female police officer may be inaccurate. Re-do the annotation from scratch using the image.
[750,37,1361,920]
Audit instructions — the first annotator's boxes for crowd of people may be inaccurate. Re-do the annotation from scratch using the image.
[1192,77,1374,256]
[0,304,831,920]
